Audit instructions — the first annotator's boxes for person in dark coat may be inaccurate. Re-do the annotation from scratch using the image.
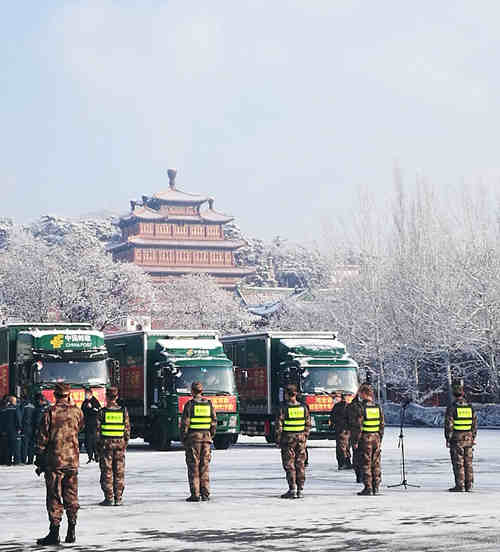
[0,395,9,465]
[330,393,352,470]
[81,389,101,463]
[4,395,22,465]
[21,395,37,464]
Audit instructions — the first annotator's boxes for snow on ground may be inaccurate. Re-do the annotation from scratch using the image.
[2,427,500,551]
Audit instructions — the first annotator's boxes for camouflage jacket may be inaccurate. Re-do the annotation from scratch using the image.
[349,399,385,444]
[35,398,84,470]
[444,399,478,444]
[275,400,312,443]
[96,401,131,448]
[180,397,217,442]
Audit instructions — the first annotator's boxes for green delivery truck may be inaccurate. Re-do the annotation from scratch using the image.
[104,330,240,450]
[0,323,110,407]
[220,332,360,441]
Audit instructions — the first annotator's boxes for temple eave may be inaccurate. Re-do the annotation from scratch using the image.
[143,266,256,276]
[109,239,245,251]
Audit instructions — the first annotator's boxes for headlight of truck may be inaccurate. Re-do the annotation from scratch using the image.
[228,415,238,428]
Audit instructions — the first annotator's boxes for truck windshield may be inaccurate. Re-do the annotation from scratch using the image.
[175,366,236,394]
[38,360,108,385]
[302,367,358,394]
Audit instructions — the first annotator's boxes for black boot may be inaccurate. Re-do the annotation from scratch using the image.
[186,495,201,502]
[37,523,60,545]
[357,487,372,496]
[99,498,114,506]
[280,489,297,499]
[296,488,304,498]
[449,486,464,492]
[65,523,76,543]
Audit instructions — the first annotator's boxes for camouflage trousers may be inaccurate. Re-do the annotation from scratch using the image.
[184,437,212,497]
[450,434,474,489]
[99,440,126,500]
[44,469,79,526]
[350,436,361,480]
[358,433,382,490]
[280,433,307,490]
[336,429,351,468]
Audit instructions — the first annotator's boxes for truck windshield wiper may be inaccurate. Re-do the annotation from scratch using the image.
[203,389,232,395]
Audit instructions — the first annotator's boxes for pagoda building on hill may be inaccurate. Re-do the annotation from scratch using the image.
[109,169,254,288]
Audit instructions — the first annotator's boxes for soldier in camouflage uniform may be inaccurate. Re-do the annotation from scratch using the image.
[96,387,130,506]
[350,384,384,496]
[347,391,364,483]
[445,384,477,492]
[35,383,84,545]
[330,393,352,470]
[180,381,217,502]
[275,384,311,499]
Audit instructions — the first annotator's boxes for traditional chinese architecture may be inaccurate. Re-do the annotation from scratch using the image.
[109,169,254,288]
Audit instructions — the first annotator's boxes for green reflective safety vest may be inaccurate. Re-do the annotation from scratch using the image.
[101,409,125,438]
[362,406,381,433]
[453,405,473,431]
[189,403,212,430]
[283,405,306,432]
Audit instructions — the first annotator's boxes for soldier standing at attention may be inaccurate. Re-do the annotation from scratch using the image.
[330,393,352,470]
[180,381,217,502]
[445,383,477,492]
[96,387,130,506]
[275,384,311,499]
[347,390,364,483]
[35,383,84,545]
[351,384,384,496]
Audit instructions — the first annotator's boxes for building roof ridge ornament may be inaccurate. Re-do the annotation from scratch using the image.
[167,168,177,190]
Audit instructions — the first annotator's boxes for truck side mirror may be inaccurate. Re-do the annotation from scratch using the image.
[241,370,248,384]
[107,359,120,386]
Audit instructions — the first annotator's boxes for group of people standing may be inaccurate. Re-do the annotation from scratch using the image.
[330,383,384,495]
[33,383,130,546]
[4,377,479,546]
[0,392,49,466]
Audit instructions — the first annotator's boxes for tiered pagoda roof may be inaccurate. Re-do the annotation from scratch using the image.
[110,169,254,288]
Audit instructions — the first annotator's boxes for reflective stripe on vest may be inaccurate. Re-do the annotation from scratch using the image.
[362,406,381,432]
[283,405,306,432]
[101,409,125,438]
[453,406,473,431]
[189,404,211,430]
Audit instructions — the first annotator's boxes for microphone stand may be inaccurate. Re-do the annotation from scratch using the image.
[388,401,420,490]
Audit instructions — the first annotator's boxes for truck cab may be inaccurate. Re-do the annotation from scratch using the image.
[105,331,240,450]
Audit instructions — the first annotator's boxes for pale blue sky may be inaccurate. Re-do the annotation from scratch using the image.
[2,1,500,241]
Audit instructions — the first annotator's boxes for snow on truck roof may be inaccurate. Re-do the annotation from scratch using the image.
[20,329,103,337]
[156,339,223,351]
[280,338,346,350]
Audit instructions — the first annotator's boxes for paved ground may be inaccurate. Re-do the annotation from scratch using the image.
[1,427,500,551]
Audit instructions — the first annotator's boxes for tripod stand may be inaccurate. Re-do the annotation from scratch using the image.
[388,401,420,490]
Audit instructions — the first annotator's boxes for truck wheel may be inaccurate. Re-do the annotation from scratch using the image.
[213,435,232,450]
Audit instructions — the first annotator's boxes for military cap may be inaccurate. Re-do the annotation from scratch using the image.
[191,381,203,394]
[54,383,71,397]
[106,386,119,399]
